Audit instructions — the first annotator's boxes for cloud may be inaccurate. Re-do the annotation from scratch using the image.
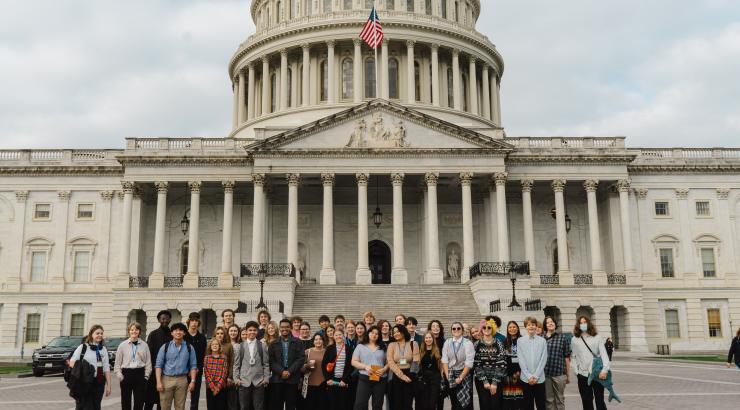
[0,0,737,148]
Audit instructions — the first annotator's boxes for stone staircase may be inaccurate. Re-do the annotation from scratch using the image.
[291,284,484,329]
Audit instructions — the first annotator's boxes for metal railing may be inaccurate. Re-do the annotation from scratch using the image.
[489,298,542,312]
[539,275,560,286]
[198,277,218,288]
[236,300,285,314]
[470,262,530,278]
[233,276,241,288]
[129,277,149,288]
[164,277,183,288]
[574,274,593,286]
[240,263,295,277]
[607,274,627,285]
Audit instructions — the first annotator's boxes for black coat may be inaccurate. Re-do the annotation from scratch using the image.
[321,343,354,384]
[728,336,740,365]
[145,326,171,404]
[268,336,306,384]
[66,346,96,400]
[184,331,207,370]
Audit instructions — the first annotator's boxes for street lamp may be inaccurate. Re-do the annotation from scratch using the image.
[372,175,383,229]
[255,268,267,310]
[180,211,190,236]
[549,207,572,232]
[508,267,521,308]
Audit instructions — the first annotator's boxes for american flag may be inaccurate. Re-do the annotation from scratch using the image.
[359,7,383,49]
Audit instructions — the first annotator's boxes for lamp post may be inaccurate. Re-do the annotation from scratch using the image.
[508,267,521,308]
[372,175,383,229]
[180,211,190,236]
[255,268,267,310]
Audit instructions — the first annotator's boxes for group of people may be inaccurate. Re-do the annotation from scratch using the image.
[68,308,629,410]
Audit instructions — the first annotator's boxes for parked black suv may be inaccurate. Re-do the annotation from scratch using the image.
[31,336,83,376]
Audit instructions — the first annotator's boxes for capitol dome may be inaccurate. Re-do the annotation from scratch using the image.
[228,0,503,139]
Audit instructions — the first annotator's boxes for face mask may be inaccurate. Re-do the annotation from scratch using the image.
[579,323,588,332]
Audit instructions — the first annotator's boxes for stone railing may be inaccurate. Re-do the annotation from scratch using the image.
[539,275,560,286]
[470,261,530,278]
[0,149,122,166]
[607,274,627,285]
[240,263,296,278]
[637,148,740,159]
[504,137,626,149]
[574,274,593,286]
[125,138,253,153]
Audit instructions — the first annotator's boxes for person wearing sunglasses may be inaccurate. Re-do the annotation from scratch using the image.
[473,319,507,410]
[441,322,474,410]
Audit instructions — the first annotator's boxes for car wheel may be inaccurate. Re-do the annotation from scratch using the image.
[33,368,45,377]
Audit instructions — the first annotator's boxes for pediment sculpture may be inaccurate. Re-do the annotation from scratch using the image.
[345,113,410,148]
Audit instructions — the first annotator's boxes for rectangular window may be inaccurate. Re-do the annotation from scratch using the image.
[696,201,711,216]
[76,203,94,220]
[30,251,46,282]
[654,201,669,216]
[441,0,447,18]
[25,313,41,343]
[659,248,674,278]
[70,313,85,337]
[73,251,91,282]
[407,0,414,12]
[664,309,680,338]
[707,308,722,337]
[34,204,51,220]
[701,248,716,277]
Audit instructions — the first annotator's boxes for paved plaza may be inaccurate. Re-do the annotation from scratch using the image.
[0,356,738,410]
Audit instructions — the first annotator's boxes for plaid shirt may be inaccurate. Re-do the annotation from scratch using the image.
[204,355,228,393]
[544,332,571,377]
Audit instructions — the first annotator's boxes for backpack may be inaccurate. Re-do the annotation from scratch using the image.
[66,344,96,399]
[163,340,193,362]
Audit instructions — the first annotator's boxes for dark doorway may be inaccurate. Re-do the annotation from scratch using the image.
[369,240,391,284]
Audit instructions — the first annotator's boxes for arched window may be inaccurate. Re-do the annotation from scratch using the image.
[344,0,353,10]
[323,0,332,13]
[441,0,447,18]
[270,73,277,112]
[342,58,353,99]
[414,61,421,102]
[365,57,376,98]
[388,57,399,99]
[407,0,414,12]
[181,241,189,276]
[287,68,293,107]
[425,0,432,15]
[387,0,396,10]
[462,72,468,111]
[320,60,328,101]
[447,66,453,107]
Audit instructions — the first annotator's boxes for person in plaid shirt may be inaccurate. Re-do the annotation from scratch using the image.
[543,316,571,410]
[204,339,228,409]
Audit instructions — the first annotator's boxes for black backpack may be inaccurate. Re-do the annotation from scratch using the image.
[66,344,96,399]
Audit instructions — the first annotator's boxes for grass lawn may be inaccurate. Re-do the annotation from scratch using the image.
[0,364,31,375]
[648,355,726,363]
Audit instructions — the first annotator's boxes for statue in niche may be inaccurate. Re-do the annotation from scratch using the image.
[345,119,367,148]
[390,120,409,148]
[447,248,460,278]
[297,243,307,278]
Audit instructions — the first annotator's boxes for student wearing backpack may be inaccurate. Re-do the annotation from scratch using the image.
[234,321,270,410]
[155,323,198,410]
[69,325,112,410]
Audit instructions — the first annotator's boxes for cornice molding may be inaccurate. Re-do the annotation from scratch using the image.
[0,166,122,176]
[628,164,740,174]
[115,155,251,167]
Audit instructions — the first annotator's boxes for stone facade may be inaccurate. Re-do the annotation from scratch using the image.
[1,1,739,356]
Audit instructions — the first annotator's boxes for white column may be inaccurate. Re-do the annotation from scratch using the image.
[552,179,572,284]
[184,181,201,288]
[116,181,135,287]
[716,189,737,273]
[521,180,537,281]
[219,181,235,288]
[460,172,474,283]
[584,180,605,282]
[468,56,478,114]
[481,65,491,120]
[287,174,300,282]
[150,182,168,287]
[406,40,415,104]
[489,71,498,123]
[381,39,389,99]
[353,39,362,103]
[232,78,239,130]
[495,76,502,123]
[320,173,336,284]
[425,173,443,284]
[431,44,440,106]
[391,173,408,284]
[617,179,635,277]
[237,70,246,125]
[280,49,288,110]
[302,44,310,107]
[493,173,509,261]
[251,174,266,263]
[488,184,497,260]
[452,50,461,110]
[247,63,256,120]
[326,41,335,104]
[261,57,270,115]
[355,173,371,284]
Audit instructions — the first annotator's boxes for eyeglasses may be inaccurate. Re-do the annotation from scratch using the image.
[484,326,493,330]
[451,327,462,331]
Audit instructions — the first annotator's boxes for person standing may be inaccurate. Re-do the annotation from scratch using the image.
[257,311,272,340]
[352,326,388,410]
[346,321,359,350]
[155,323,198,410]
[417,332,443,410]
[502,321,524,409]
[317,315,331,337]
[222,309,236,330]
[473,319,507,410]
[234,321,270,410]
[268,319,306,410]
[727,327,740,369]
[291,316,303,339]
[184,315,208,410]
[441,322,474,410]
[387,324,420,410]
[363,312,376,329]
[485,316,506,344]
[322,328,354,410]
[303,333,328,408]
[542,316,570,410]
[227,324,242,410]
[204,339,229,409]
[377,320,392,351]
[146,310,173,410]
[405,317,423,346]
[518,317,547,410]
[355,322,367,345]
[70,325,112,410]
[571,316,610,410]
[334,315,346,334]
[394,315,407,327]
[264,321,279,346]
[604,338,614,361]
[299,322,313,350]
[116,322,152,410]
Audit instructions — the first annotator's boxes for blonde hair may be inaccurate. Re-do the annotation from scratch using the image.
[209,338,222,353]
[264,321,279,345]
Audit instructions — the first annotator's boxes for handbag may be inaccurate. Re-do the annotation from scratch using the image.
[326,344,343,373]
[409,341,420,375]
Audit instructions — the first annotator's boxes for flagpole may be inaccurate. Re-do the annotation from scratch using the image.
[374,0,379,99]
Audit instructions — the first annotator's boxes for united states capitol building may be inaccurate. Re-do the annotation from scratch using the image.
[1,0,738,356]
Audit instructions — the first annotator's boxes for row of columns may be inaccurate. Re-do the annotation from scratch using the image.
[231,40,502,129]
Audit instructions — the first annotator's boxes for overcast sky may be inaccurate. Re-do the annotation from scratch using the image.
[1,0,738,149]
